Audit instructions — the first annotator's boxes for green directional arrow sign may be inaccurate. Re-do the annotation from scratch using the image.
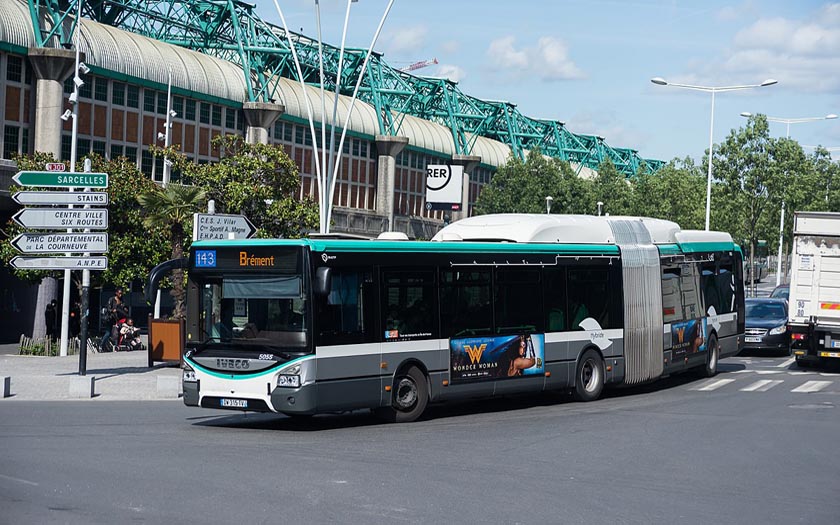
[12,171,108,188]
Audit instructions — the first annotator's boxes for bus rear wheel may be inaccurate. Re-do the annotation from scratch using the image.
[702,334,719,377]
[377,366,428,423]
[574,349,604,402]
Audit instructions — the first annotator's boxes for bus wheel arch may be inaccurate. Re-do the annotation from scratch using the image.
[574,346,605,402]
[377,361,429,423]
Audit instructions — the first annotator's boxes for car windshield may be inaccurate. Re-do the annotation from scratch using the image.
[770,287,789,300]
[745,302,786,320]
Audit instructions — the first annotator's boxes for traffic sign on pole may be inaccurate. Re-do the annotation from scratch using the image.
[193,213,256,241]
[9,256,108,270]
[12,208,108,230]
[12,191,109,206]
[11,233,108,254]
[13,171,108,188]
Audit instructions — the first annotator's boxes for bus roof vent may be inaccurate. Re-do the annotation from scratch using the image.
[377,231,409,241]
[433,232,463,242]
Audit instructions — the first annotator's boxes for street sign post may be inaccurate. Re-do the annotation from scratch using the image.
[11,232,108,254]
[12,171,108,188]
[193,213,256,241]
[12,208,108,230]
[12,191,109,206]
[9,256,108,270]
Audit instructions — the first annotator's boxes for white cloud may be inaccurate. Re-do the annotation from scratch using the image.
[383,25,428,54]
[440,40,460,54]
[486,35,585,82]
[565,111,650,151]
[702,5,840,92]
[435,64,466,83]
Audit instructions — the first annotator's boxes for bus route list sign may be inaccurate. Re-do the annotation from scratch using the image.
[193,213,256,241]
[425,164,463,211]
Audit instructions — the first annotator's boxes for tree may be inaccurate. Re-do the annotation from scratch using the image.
[591,159,633,216]
[631,157,706,229]
[137,184,206,319]
[474,148,592,215]
[162,135,318,238]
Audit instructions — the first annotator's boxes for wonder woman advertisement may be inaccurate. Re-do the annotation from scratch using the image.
[670,318,708,358]
[449,334,545,383]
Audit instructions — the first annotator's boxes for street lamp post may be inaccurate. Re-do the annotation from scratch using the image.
[651,77,778,231]
[545,196,553,214]
[740,112,837,286]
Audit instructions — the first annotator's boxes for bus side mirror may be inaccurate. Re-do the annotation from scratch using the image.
[314,267,332,296]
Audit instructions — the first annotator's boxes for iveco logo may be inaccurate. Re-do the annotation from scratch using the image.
[216,358,250,370]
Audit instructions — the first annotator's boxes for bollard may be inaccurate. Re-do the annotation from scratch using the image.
[2,377,10,398]
[69,376,95,398]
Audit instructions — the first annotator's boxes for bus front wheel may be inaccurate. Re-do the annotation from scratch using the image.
[574,349,604,402]
[377,366,428,423]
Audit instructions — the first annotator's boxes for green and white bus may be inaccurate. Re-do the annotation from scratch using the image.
[182,214,745,422]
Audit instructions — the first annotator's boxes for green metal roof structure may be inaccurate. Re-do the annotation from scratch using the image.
[27,0,662,176]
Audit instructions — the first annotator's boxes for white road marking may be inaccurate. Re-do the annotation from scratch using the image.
[755,370,784,375]
[740,379,783,392]
[0,473,39,486]
[691,378,736,391]
[791,381,832,393]
[777,357,795,368]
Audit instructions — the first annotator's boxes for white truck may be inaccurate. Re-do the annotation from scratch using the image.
[788,211,840,366]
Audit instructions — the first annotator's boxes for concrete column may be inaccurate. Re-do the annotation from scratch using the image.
[243,102,285,144]
[375,135,409,231]
[27,48,77,159]
[450,154,481,223]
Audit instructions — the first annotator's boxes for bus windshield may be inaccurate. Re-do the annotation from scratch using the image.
[197,274,310,352]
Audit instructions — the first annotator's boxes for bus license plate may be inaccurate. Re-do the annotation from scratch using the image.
[819,351,840,358]
[221,398,248,408]
[745,336,761,343]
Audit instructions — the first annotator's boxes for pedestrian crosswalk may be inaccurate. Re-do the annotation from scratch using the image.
[689,372,838,394]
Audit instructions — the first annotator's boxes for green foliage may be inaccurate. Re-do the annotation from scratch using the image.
[137,183,206,319]
[162,135,319,238]
[0,152,169,290]
[592,159,634,216]
[474,149,591,215]
[633,157,705,229]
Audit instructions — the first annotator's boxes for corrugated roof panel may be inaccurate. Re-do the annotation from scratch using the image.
[0,0,36,49]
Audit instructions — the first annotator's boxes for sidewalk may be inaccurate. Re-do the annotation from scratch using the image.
[0,345,182,401]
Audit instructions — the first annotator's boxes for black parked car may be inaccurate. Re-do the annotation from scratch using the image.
[743,298,790,356]
[770,284,789,300]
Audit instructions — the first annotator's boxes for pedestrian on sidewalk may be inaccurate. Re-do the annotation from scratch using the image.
[100,288,128,351]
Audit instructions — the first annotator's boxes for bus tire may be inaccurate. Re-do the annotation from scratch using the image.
[378,366,428,423]
[574,349,604,402]
[702,334,719,378]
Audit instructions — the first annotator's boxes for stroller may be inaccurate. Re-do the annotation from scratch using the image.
[117,320,144,352]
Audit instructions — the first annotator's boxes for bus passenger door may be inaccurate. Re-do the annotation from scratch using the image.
[314,267,383,411]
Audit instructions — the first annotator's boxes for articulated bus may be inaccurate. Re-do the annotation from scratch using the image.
[182,214,745,422]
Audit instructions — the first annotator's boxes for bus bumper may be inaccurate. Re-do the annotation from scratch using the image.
[271,383,317,415]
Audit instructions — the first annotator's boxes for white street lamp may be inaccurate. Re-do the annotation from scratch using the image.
[545,196,553,214]
[740,111,837,285]
[651,77,778,231]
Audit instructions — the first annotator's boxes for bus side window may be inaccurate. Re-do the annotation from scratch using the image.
[495,267,542,334]
[543,267,567,332]
[315,268,376,345]
[440,269,492,338]
[381,269,437,340]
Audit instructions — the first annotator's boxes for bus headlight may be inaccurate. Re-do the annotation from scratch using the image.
[183,363,197,383]
[277,363,301,388]
[769,324,787,335]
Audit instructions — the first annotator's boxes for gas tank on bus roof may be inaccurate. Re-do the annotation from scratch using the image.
[431,214,681,245]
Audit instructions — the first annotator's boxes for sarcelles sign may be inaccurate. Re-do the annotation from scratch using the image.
[425,164,463,211]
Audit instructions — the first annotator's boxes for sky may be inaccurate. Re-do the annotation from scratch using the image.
[260,0,840,164]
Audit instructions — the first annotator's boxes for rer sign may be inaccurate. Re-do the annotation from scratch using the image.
[425,164,464,211]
